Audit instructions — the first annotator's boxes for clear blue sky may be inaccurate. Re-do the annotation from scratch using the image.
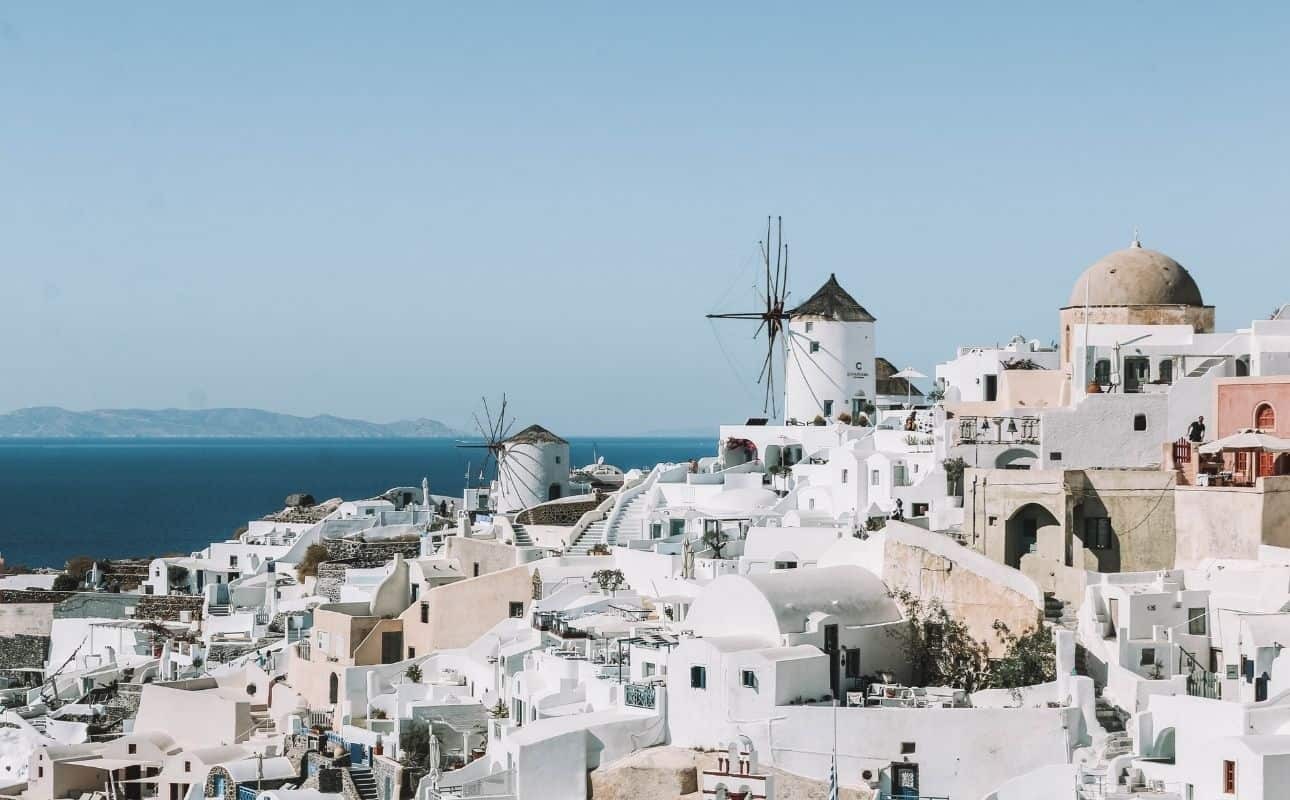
[3,4,1288,435]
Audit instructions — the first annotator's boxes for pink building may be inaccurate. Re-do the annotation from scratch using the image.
[1216,376,1290,440]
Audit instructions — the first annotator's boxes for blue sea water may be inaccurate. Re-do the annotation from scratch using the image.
[0,437,712,569]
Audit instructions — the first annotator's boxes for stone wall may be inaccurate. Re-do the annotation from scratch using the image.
[0,589,77,605]
[135,595,204,621]
[325,539,422,568]
[315,562,349,602]
[515,496,603,526]
[372,755,404,800]
[0,634,49,669]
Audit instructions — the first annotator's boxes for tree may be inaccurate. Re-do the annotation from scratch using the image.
[52,573,79,591]
[886,591,991,693]
[295,544,329,580]
[702,526,731,559]
[489,699,509,719]
[404,663,423,683]
[942,457,967,498]
[64,556,95,580]
[167,565,190,591]
[591,569,625,595]
[990,617,1057,689]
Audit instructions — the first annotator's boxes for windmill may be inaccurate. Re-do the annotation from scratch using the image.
[456,394,516,492]
[456,395,561,513]
[707,216,792,417]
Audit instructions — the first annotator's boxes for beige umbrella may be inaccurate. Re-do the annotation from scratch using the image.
[891,367,927,408]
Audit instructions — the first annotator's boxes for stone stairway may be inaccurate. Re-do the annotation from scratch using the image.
[511,523,533,547]
[568,519,608,556]
[1094,691,1129,733]
[1043,593,1079,631]
[207,604,231,617]
[349,767,378,800]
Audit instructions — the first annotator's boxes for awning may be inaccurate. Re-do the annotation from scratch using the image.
[1200,431,1290,454]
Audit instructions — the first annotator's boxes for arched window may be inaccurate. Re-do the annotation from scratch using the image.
[1256,403,1276,431]
[328,672,339,704]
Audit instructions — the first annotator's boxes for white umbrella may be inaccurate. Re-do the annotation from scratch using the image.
[1200,431,1290,455]
[890,367,927,409]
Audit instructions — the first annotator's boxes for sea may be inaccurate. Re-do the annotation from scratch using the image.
[0,437,712,569]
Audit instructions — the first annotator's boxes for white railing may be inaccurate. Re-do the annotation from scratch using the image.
[603,465,664,546]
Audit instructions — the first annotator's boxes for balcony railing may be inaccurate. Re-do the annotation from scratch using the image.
[624,683,656,709]
[955,415,1040,445]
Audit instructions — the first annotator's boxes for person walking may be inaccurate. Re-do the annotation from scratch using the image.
[1187,415,1206,443]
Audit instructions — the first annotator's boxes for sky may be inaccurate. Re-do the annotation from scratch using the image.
[3,4,1289,435]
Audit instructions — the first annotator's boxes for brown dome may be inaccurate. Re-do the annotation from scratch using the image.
[1067,242,1204,307]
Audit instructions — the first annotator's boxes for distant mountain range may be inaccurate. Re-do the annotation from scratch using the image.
[0,407,463,439]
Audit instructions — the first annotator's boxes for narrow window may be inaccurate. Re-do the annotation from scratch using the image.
[407,647,416,658]
[1224,760,1236,793]
[1256,403,1276,431]
[1140,648,1156,667]
[420,602,429,623]
[473,562,480,577]
[810,340,820,353]
[1159,359,1173,384]
[822,399,833,416]
[871,469,880,486]
[841,469,848,484]
[509,602,525,619]
[1188,608,1207,636]
[1133,414,1147,431]
[805,321,813,333]
[184,762,191,773]
[643,662,655,677]
[740,669,757,690]
[690,665,707,689]
[128,744,137,755]
[1094,359,1112,385]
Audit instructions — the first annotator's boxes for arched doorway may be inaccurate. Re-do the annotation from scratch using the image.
[328,672,339,704]
[1004,504,1060,569]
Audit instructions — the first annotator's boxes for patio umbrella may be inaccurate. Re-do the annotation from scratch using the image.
[891,367,927,409]
[1199,431,1290,454]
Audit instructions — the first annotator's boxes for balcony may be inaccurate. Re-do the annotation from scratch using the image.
[624,683,656,709]
[954,415,1040,446]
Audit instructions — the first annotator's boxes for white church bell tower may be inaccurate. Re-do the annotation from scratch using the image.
[784,274,876,423]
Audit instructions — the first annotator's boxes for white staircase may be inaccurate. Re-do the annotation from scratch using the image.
[567,519,608,556]
[510,523,533,547]
[567,467,663,555]
[605,493,650,546]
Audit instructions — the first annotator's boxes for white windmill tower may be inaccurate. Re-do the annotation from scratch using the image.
[457,395,571,515]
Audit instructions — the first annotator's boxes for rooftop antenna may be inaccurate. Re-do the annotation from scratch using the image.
[706,216,792,417]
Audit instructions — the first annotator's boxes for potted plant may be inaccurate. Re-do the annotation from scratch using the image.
[943,457,966,507]
[404,663,423,683]
[591,568,626,596]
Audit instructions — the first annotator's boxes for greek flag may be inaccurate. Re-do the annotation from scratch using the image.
[828,751,838,800]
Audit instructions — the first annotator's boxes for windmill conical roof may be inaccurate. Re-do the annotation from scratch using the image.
[790,274,876,322]
[503,424,568,446]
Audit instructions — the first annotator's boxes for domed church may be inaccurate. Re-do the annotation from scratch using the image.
[1059,236,1214,366]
